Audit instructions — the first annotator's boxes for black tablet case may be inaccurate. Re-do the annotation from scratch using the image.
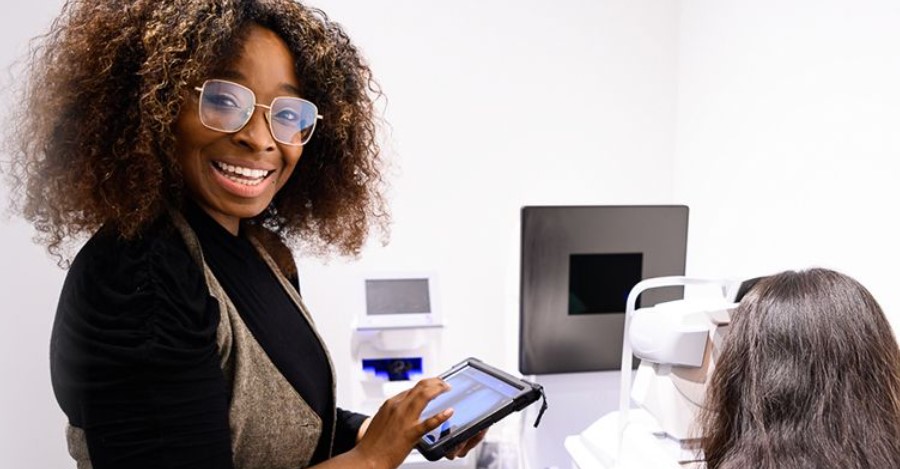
[414,358,543,461]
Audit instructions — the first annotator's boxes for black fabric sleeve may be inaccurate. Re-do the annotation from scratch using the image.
[50,228,233,469]
[332,408,369,455]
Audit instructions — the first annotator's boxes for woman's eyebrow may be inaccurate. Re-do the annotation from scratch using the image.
[215,70,302,97]
[217,69,245,82]
[279,83,303,97]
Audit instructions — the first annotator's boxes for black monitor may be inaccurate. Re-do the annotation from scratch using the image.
[519,206,689,374]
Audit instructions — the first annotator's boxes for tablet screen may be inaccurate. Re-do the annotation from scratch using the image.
[419,365,522,445]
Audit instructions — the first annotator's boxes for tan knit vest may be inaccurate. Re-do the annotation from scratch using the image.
[65,213,337,468]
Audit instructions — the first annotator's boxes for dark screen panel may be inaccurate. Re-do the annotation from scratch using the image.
[568,253,643,315]
[519,205,688,374]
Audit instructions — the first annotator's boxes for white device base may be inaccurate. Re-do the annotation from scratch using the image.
[565,409,703,469]
[401,448,478,469]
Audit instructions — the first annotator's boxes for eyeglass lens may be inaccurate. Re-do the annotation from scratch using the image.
[198,80,318,146]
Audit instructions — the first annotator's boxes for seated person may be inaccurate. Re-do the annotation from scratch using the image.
[698,268,900,468]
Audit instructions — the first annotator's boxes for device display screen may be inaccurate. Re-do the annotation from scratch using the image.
[568,252,643,315]
[365,278,431,315]
[419,366,522,444]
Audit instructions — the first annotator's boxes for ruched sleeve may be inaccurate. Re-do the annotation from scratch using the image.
[333,408,368,455]
[50,225,233,469]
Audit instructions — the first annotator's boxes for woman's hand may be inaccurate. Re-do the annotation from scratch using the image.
[351,377,453,469]
[442,428,488,460]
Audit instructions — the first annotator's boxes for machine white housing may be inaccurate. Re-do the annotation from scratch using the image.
[351,273,444,415]
[629,298,731,368]
[566,277,740,468]
[350,273,478,468]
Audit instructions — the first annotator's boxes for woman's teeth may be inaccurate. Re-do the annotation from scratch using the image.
[213,161,271,186]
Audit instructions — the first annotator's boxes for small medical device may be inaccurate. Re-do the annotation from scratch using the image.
[351,273,445,416]
[416,358,547,462]
[566,276,747,468]
[623,278,737,443]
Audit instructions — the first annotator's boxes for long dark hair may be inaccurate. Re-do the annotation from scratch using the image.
[699,268,900,469]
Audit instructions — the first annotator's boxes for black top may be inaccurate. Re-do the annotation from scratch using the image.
[50,206,366,468]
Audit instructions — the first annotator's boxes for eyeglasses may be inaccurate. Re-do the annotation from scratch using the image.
[194,79,322,146]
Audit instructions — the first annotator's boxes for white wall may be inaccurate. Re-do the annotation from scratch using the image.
[302,0,678,406]
[0,0,76,467]
[674,0,900,331]
[299,3,678,467]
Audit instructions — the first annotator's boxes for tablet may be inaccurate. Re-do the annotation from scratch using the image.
[415,358,545,461]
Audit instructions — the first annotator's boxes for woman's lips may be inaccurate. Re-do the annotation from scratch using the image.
[209,160,275,198]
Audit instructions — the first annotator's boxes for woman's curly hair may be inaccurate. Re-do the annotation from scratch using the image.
[5,0,388,269]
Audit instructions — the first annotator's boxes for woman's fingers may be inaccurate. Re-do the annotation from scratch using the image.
[413,377,450,403]
[376,377,451,440]
[352,377,454,467]
[444,428,488,460]
[412,379,453,434]
[406,378,450,416]
[419,407,454,434]
[459,429,488,455]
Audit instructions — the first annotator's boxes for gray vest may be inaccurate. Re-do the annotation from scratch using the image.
[66,213,337,468]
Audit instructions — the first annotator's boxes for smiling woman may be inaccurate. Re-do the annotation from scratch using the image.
[174,25,307,234]
[8,0,386,271]
[3,1,485,468]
